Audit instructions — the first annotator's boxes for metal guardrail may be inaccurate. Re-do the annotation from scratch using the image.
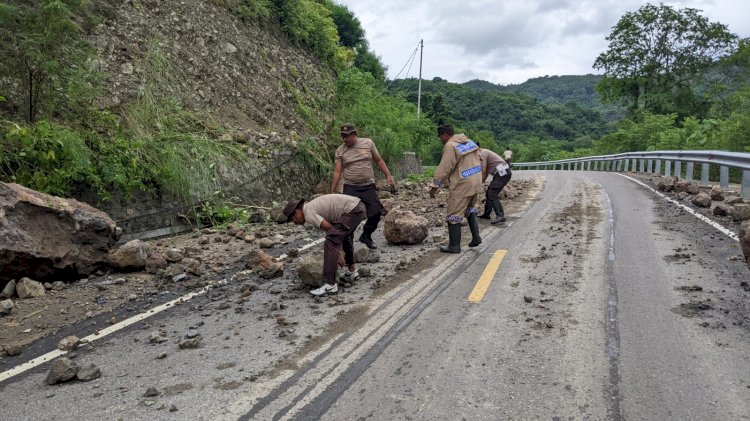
[513,150,750,200]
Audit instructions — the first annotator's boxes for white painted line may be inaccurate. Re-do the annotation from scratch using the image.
[0,236,326,384]
[618,174,739,242]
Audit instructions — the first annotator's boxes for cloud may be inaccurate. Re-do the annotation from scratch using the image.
[337,0,750,85]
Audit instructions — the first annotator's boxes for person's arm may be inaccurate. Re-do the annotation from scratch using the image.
[430,144,455,198]
[372,149,395,186]
[330,160,343,193]
[320,219,333,232]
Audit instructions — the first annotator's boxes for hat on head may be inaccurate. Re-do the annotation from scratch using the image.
[279,198,305,223]
[340,124,357,135]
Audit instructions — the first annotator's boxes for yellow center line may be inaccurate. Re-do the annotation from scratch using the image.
[468,249,508,303]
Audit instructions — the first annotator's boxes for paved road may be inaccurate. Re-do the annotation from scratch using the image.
[2,171,748,420]
[238,171,750,420]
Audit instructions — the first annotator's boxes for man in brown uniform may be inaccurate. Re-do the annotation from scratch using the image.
[280,194,366,296]
[477,144,512,224]
[429,124,484,253]
[331,124,395,250]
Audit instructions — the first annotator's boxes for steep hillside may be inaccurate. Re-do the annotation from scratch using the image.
[89,0,334,135]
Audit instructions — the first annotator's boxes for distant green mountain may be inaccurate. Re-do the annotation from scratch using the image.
[464,75,624,121]
[389,77,615,147]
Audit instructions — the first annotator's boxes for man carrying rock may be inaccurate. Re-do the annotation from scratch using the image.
[331,124,395,250]
[477,143,511,225]
[429,124,484,253]
[279,194,366,296]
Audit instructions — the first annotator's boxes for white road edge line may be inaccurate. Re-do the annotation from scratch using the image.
[0,237,327,384]
[617,174,739,243]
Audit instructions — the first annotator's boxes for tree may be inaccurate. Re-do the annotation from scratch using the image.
[0,0,99,123]
[593,3,738,119]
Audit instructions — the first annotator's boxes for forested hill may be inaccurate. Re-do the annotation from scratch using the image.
[464,75,603,108]
[389,77,614,148]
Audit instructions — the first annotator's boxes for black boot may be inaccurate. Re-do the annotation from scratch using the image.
[491,200,507,225]
[467,213,482,247]
[358,233,377,249]
[478,201,491,219]
[440,224,461,253]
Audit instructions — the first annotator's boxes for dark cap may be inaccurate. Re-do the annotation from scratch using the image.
[340,124,357,135]
[278,198,305,224]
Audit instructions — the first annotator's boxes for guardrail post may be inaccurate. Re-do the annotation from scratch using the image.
[665,161,672,177]
[743,170,750,201]
[586,161,591,171]
[720,166,729,190]
[596,161,600,171]
[631,159,637,172]
[675,161,682,179]
[700,163,710,187]
[686,162,694,180]
[648,160,653,173]
[624,159,630,172]
[638,159,644,173]
[655,160,661,174]
[608,161,613,171]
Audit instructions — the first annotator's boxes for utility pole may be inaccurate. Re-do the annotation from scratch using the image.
[417,39,423,119]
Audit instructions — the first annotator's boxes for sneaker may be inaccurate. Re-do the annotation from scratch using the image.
[310,283,338,296]
[337,269,349,281]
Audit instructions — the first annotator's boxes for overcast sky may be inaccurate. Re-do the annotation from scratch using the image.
[336,0,750,85]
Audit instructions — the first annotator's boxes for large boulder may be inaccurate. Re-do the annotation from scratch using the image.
[657,177,677,192]
[674,181,691,193]
[686,182,701,195]
[740,221,750,270]
[0,183,120,285]
[709,186,724,201]
[295,254,324,287]
[107,239,150,270]
[16,277,46,299]
[384,209,429,245]
[732,204,750,222]
[690,193,711,208]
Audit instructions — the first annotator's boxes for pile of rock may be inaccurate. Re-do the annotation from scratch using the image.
[655,176,749,222]
[1,277,58,317]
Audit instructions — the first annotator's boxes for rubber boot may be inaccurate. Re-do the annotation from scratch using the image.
[467,213,482,247]
[440,223,461,253]
[491,200,507,225]
[478,201,491,219]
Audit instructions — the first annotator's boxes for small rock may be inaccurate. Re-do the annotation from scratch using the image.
[185,329,200,339]
[0,279,16,299]
[143,387,160,397]
[523,296,534,303]
[178,337,202,349]
[57,335,81,351]
[0,299,14,316]
[258,238,275,249]
[148,331,168,344]
[172,273,188,283]
[4,344,23,356]
[156,352,167,359]
[76,364,101,382]
[16,277,46,299]
[45,357,79,385]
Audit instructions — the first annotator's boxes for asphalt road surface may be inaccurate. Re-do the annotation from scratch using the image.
[235,171,750,420]
[2,171,748,420]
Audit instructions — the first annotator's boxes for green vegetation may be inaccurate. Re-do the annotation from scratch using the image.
[594,3,738,120]
[388,77,613,161]
[0,0,100,123]
[589,4,749,156]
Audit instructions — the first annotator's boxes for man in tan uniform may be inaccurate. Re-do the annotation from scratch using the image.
[331,124,395,250]
[280,194,365,296]
[429,124,484,253]
[477,143,511,225]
